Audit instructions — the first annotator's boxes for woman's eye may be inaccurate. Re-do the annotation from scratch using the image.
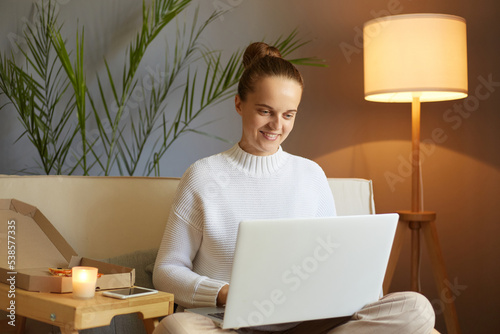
[284,113,295,119]
[260,110,270,115]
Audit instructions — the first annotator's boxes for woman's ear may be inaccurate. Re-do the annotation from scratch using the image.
[235,95,243,116]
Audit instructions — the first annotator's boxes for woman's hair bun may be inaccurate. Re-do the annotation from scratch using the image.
[242,42,282,70]
[237,41,303,101]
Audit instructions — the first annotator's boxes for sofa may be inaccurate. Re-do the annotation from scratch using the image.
[0,175,427,333]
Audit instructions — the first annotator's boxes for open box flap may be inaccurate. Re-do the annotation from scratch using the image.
[0,199,77,269]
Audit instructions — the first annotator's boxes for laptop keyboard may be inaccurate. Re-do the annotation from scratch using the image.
[208,312,225,320]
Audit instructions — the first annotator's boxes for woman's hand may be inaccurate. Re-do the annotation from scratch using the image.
[217,284,230,307]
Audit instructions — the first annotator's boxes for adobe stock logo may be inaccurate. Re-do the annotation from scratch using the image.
[235,235,340,327]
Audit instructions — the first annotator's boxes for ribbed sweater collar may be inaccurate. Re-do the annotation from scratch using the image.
[223,144,288,177]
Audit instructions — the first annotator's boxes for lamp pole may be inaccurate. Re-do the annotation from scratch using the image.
[410,96,422,292]
[411,96,422,213]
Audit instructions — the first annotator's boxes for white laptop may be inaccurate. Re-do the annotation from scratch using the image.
[187,213,398,329]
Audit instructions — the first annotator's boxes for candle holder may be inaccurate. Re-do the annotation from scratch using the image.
[72,266,98,299]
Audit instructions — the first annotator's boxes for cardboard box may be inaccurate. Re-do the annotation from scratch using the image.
[0,199,135,293]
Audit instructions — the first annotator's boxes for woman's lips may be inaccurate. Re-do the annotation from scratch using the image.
[261,131,279,140]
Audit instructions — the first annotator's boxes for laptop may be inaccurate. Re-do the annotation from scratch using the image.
[186,213,398,329]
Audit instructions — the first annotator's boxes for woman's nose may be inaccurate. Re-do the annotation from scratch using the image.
[268,116,281,130]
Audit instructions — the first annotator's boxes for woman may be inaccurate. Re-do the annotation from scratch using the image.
[153,42,435,334]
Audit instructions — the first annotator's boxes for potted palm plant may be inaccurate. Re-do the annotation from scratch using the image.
[0,0,325,176]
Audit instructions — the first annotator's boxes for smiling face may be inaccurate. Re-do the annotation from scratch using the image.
[235,76,303,156]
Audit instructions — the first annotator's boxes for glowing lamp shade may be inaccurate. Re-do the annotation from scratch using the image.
[363,14,468,103]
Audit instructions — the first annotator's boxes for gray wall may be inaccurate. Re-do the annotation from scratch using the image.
[1,1,499,333]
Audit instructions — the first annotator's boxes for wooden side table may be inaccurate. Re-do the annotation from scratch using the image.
[0,283,174,333]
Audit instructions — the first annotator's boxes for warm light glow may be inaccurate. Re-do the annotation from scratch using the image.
[72,266,98,299]
[76,270,88,282]
[363,13,468,103]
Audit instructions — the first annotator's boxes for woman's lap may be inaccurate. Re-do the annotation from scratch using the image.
[153,292,435,334]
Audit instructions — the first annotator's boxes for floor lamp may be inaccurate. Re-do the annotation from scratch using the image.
[363,14,467,334]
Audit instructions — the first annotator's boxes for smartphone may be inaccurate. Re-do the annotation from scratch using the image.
[102,287,158,299]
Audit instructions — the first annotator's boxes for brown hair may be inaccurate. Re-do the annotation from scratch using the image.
[237,42,304,101]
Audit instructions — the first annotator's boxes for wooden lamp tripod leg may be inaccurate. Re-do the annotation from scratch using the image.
[421,217,461,334]
[383,220,406,294]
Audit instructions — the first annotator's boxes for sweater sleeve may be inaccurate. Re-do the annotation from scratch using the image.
[305,159,337,217]
[152,168,228,308]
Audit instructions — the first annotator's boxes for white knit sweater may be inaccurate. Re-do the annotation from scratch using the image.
[153,144,336,327]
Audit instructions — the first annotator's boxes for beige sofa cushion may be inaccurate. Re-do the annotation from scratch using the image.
[0,175,375,259]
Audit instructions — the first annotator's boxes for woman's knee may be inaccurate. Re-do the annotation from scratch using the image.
[153,313,181,334]
[153,312,232,334]
[402,291,434,314]
[390,291,435,332]
[153,313,205,334]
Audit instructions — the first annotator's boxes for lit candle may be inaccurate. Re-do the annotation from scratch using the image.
[72,266,98,299]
